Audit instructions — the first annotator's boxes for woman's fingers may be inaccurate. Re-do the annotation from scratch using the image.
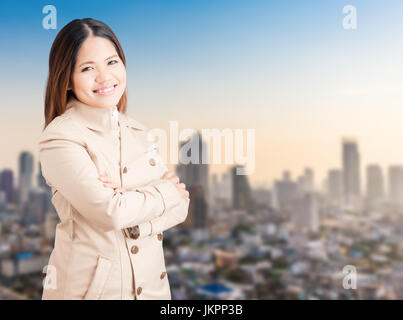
[162,171,182,185]
[99,175,119,189]
[103,182,119,189]
[161,173,189,197]
[99,173,183,197]
[171,176,180,184]
[162,171,174,179]
[113,187,127,194]
[98,175,119,189]
[98,176,111,183]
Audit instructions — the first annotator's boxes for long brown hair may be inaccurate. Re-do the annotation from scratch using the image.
[43,18,127,130]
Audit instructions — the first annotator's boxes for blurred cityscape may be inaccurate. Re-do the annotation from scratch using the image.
[2,133,403,300]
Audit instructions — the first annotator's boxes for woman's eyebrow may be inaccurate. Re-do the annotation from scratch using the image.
[78,54,118,68]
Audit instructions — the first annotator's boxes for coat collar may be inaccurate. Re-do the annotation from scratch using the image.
[66,96,146,132]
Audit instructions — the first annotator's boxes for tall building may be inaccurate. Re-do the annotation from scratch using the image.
[296,175,305,198]
[183,184,208,229]
[22,188,51,226]
[327,169,343,204]
[342,138,361,207]
[388,165,403,206]
[0,191,6,211]
[296,168,315,197]
[291,193,319,233]
[18,151,34,205]
[176,132,210,228]
[273,171,297,210]
[176,131,209,202]
[210,173,219,204]
[303,168,314,193]
[0,169,14,204]
[366,164,384,205]
[231,166,254,213]
[210,171,231,208]
[252,188,272,209]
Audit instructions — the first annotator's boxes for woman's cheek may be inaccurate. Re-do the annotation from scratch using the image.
[74,74,92,92]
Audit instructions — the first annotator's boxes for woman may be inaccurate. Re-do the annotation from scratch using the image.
[39,18,190,300]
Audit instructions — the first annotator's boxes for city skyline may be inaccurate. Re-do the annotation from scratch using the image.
[3,135,403,197]
[4,0,403,302]
[2,0,403,188]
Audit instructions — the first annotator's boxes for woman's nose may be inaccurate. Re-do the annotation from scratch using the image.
[95,69,113,83]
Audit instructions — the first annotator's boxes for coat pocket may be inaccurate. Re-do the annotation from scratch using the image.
[83,255,113,300]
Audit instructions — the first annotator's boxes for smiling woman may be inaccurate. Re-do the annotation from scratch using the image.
[40,18,190,300]
[69,36,126,106]
[44,20,128,127]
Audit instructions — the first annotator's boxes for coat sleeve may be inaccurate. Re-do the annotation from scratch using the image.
[39,118,183,232]
[137,196,190,237]
[131,163,190,237]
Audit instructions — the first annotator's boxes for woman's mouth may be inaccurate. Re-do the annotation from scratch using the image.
[93,84,118,96]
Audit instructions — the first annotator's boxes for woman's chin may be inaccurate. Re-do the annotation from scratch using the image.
[90,95,121,108]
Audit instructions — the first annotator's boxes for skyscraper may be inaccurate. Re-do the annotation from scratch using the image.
[273,171,297,210]
[0,169,14,204]
[183,184,208,229]
[176,131,210,229]
[297,168,315,197]
[342,138,361,208]
[176,131,209,201]
[327,169,343,204]
[291,193,319,233]
[303,168,314,193]
[388,165,403,206]
[231,165,254,213]
[18,151,34,205]
[210,171,231,208]
[366,164,384,206]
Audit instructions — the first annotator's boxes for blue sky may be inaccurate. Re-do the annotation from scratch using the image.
[1,0,403,188]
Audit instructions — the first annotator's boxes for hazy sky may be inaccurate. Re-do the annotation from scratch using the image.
[1,0,403,190]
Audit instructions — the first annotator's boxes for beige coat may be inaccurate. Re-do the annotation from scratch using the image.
[38,96,189,300]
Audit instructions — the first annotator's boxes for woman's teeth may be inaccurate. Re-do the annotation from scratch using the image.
[95,85,115,94]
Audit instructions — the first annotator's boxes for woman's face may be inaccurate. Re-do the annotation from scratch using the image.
[70,36,126,109]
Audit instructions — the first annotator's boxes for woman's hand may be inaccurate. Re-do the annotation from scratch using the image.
[161,171,190,199]
[98,174,127,194]
[98,171,190,199]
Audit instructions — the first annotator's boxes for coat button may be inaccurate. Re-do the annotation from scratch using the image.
[149,158,156,166]
[137,286,142,295]
[123,166,128,173]
[157,233,163,241]
[128,226,140,239]
[131,245,139,254]
[160,271,166,279]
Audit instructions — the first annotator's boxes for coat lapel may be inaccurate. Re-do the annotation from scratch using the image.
[119,113,149,167]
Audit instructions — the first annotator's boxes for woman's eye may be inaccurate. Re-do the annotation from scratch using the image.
[80,60,117,72]
[81,66,92,72]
